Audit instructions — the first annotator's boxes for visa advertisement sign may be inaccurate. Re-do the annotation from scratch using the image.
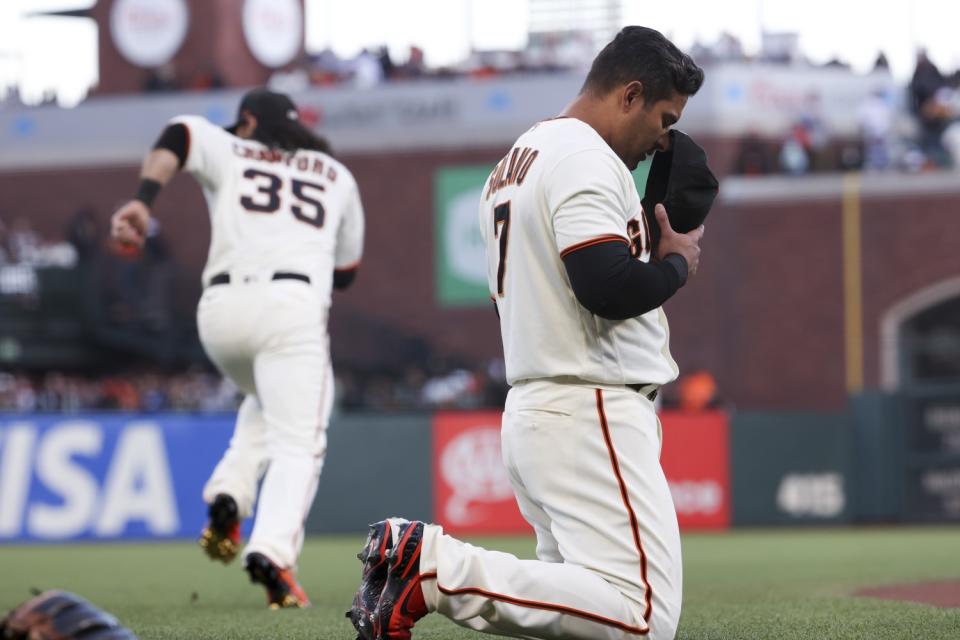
[0,415,236,542]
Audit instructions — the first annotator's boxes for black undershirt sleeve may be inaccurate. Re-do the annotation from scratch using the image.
[562,240,688,320]
[333,268,357,290]
[152,123,188,169]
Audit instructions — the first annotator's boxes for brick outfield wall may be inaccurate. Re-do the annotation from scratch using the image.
[1,147,958,412]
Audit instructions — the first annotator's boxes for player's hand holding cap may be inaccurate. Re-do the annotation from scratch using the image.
[642,130,719,249]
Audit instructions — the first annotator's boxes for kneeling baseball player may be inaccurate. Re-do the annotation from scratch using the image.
[347,26,717,640]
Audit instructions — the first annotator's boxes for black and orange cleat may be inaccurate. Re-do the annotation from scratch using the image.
[373,520,429,640]
[198,493,241,563]
[245,552,311,609]
[345,519,405,640]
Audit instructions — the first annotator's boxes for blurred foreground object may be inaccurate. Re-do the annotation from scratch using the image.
[0,590,136,640]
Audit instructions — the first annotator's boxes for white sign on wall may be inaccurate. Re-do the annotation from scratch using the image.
[242,0,303,68]
[110,0,189,68]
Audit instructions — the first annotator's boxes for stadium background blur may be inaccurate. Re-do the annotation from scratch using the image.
[0,0,958,573]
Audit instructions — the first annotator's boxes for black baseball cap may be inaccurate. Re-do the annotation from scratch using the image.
[225,88,300,134]
[642,129,719,242]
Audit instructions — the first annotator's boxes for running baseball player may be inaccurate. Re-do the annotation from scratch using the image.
[111,88,364,608]
[348,27,715,640]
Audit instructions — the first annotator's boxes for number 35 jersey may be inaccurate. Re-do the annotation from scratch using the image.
[479,117,678,387]
[172,115,365,306]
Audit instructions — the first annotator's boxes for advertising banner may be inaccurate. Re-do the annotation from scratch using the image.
[660,411,731,530]
[904,393,960,521]
[432,412,530,535]
[0,414,236,542]
[434,165,496,307]
[434,162,653,307]
[731,412,853,525]
[433,410,730,535]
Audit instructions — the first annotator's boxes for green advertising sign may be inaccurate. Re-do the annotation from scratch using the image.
[434,160,653,307]
[435,165,494,307]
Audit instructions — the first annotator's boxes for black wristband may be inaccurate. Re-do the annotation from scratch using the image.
[663,253,689,287]
[134,179,162,207]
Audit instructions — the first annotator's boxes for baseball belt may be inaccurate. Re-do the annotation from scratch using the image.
[208,271,311,287]
[626,383,659,402]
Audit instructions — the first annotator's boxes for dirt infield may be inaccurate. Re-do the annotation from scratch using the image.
[856,581,960,608]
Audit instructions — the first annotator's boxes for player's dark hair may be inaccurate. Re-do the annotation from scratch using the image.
[253,119,334,156]
[582,26,704,104]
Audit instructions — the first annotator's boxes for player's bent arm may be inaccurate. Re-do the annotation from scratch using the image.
[137,124,189,203]
[562,240,688,320]
[136,148,180,199]
[332,266,358,290]
[132,124,187,208]
[111,125,187,246]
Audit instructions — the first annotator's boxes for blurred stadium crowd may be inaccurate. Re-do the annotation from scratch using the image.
[0,361,720,414]
[135,33,602,95]
[2,26,959,414]
[10,30,960,174]
[728,46,960,174]
[0,364,511,414]
[0,212,514,413]
[134,34,960,175]
[0,213,728,414]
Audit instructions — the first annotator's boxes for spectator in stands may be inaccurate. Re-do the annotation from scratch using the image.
[677,369,720,412]
[693,32,746,64]
[99,376,139,411]
[143,63,179,93]
[352,48,384,88]
[393,365,427,410]
[138,226,175,336]
[188,66,225,92]
[66,207,100,261]
[0,218,8,265]
[8,217,39,264]
[714,32,746,61]
[859,88,895,171]
[797,91,831,171]
[13,374,35,412]
[397,46,426,79]
[734,131,774,175]
[333,370,364,411]
[0,356,509,414]
[377,46,396,80]
[310,48,346,85]
[268,54,313,94]
[780,124,811,175]
[873,52,891,73]
[910,50,953,168]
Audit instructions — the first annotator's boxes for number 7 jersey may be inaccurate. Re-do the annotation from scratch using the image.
[479,117,679,387]
[171,115,364,307]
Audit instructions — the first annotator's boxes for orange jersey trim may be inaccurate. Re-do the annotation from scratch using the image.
[559,235,629,259]
[639,210,652,257]
[334,260,361,273]
[596,389,654,623]
[430,579,649,635]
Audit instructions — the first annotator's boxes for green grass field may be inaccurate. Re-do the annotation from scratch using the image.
[1,527,958,639]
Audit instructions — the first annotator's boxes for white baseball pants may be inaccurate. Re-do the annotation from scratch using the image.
[419,379,682,640]
[196,276,334,570]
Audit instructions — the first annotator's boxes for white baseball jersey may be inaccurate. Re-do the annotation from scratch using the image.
[479,117,679,386]
[172,115,364,307]
[177,115,361,573]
